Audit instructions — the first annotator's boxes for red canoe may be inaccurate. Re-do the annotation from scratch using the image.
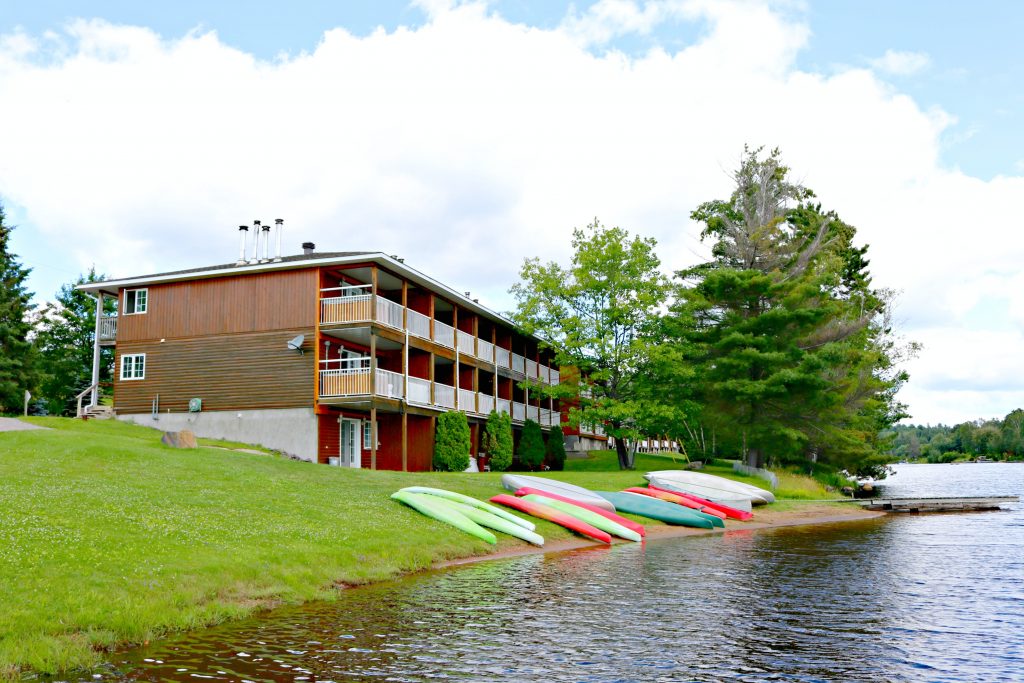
[514,487,647,537]
[490,494,612,544]
[646,483,754,521]
[623,487,727,520]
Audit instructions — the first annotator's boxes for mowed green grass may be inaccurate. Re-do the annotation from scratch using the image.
[0,419,826,678]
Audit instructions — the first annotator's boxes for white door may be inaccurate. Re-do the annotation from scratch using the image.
[340,418,361,468]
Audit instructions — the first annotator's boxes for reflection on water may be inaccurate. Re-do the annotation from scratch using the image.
[79,464,1022,682]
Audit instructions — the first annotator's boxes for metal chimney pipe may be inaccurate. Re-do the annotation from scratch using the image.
[237,225,249,264]
[251,220,262,264]
[274,219,283,261]
[262,223,271,261]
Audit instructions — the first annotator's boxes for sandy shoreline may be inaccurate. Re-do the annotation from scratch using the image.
[439,503,886,569]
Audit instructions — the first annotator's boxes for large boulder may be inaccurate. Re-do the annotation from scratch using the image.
[161,429,198,449]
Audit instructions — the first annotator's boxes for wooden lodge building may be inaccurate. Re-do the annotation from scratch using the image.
[80,231,607,469]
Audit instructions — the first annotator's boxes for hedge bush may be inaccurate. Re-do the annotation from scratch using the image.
[483,410,514,472]
[433,411,471,471]
[546,425,566,471]
[517,419,545,470]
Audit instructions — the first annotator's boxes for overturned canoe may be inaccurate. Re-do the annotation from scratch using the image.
[513,486,646,537]
[645,470,775,504]
[595,491,716,529]
[490,494,612,544]
[433,498,545,546]
[646,482,754,521]
[521,494,642,542]
[500,473,615,512]
[401,486,536,531]
[391,490,496,544]
[646,475,755,513]
[623,487,726,527]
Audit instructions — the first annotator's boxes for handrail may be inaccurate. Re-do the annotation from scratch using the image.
[76,382,100,417]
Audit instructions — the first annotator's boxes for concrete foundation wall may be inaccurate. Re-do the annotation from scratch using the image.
[119,407,318,462]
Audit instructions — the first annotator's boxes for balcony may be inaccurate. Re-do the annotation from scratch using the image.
[98,315,117,345]
[319,287,557,383]
[319,366,404,400]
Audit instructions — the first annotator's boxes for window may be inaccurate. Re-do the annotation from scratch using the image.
[362,420,381,449]
[124,288,148,314]
[344,350,370,370]
[120,353,146,380]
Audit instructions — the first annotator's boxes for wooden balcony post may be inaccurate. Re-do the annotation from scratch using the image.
[401,410,408,472]
[370,405,377,471]
[429,352,435,404]
[428,294,435,340]
[371,265,379,324]
[401,280,408,329]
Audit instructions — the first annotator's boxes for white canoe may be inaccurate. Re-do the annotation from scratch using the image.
[646,469,776,504]
[645,476,755,513]
[500,473,616,512]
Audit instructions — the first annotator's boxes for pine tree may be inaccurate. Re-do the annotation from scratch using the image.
[517,419,545,470]
[0,203,36,412]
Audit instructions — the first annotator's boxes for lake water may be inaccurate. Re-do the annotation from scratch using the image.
[82,463,1023,682]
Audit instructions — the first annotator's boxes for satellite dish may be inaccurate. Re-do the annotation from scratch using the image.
[287,334,305,354]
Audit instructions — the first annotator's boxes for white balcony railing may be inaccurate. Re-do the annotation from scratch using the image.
[458,388,476,413]
[99,315,117,342]
[408,376,431,405]
[478,394,495,415]
[497,398,511,416]
[407,309,431,340]
[434,382,456,409]
[511,353,526,376]
[376,297,404,330]
[457,330,475,356]
[477,339,494,363]
[434,321,455,349]
[495,347,510,369]
[525,359,538,379]
[512,401,526,422]
[376,368,404,399]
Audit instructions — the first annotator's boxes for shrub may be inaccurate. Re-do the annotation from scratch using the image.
[483,410,513,472]
[545,425,566,471]
[517,419,545,470]
[433,411,471,472]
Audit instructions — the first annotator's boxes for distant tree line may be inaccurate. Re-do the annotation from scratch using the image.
[885,410,1024,463]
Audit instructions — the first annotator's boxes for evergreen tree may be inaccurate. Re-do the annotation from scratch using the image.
[483,410,513,471]
[0,203,36,412]
[664,148,912,475]
[433,411,471,471]
[545,425,566,471]
[34,269,115,414]
[516,419,545,470]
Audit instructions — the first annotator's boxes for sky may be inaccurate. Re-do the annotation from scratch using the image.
[1,0,1022,426]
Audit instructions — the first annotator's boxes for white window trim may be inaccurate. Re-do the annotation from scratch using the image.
[124,288,148,315]
[362,420,381,449]
[120,353,146,381]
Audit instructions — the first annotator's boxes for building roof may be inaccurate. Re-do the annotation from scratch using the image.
[78,249,533,338]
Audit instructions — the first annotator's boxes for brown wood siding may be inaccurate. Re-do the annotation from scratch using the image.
[118,269,317,342]
[407,414,434,472]
[318,412,340,464]
[115,327,315,413]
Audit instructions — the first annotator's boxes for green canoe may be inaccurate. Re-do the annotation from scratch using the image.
[433,498,545,546]
[521,494,642,542]
[391,490,497,544]
[596,491,716,529]
[400,486,536,531]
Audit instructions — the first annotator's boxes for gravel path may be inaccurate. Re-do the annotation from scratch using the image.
[0,417,49,431]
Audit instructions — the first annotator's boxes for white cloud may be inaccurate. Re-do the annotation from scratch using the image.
[0,1,1020,424]
[869,48,931,76]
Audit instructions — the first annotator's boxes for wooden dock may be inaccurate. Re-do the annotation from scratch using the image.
[856,496,1019,513]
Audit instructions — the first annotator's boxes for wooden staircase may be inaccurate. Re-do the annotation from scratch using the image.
[82,405,116,420]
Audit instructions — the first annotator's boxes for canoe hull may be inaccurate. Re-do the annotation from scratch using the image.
[645,470,775,504]
[391,490,497,544]
[595,491,715,529]
[646,476,755,513]
[501,473,616,511]
[490,494,612,544]
[513,486,646,537]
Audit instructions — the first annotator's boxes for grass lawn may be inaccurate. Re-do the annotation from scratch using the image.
[0,418,828,678]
